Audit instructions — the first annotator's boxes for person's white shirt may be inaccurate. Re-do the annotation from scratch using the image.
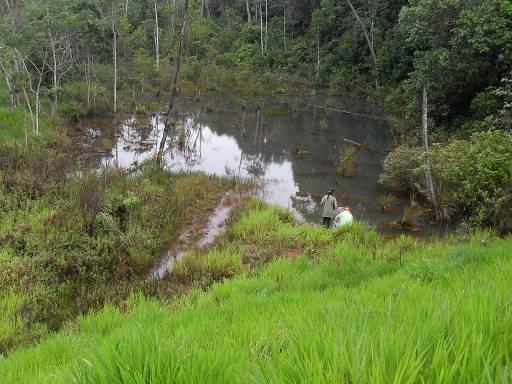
[333,208,354,228]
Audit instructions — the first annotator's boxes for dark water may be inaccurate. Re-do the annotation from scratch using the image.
[69,94,450,236]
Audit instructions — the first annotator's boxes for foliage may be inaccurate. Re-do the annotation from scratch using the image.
[336,145,357,176]
[0,143,228,353]
[379,146,424,192]
[381,131,512,229]
[378,193,399,212]
[0,0,508,140]
[59,100,87,123]
[0,203,510,382]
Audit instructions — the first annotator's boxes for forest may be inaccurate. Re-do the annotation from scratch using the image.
[1,0,512,382]
[2,0,510,128]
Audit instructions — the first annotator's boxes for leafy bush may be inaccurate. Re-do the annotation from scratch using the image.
[59,100,87,123]
[379,146,424,192]
[436,131,512,208]
[380,131,512,229]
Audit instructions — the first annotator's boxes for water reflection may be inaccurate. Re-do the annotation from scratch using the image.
[71,95,449,235]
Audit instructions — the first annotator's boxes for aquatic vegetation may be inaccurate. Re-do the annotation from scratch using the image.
[263,106,289,117]
[378,193,399,212]
[433,183,459,222]
[336,146,357,177]
[399,205,425,229]
[134,103,150,115]
[319,118,328,131]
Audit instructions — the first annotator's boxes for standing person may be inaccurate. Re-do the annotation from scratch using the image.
[320,189,337,228]
[333,206,354,229]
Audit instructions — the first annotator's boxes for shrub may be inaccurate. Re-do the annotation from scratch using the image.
[437,131,512,208]
[378,194,399,212]
[59,100,87,123]
[336,146,357,177]
[379,146,424,192]
[381,131,512,227]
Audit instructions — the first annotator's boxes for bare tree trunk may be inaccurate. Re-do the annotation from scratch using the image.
[86,56,91,112]
[125,0,129,17]
[265,0,268,52]
[22,88,36,133]
[29,50,47,134]
[422,86,438,220]
[156,0,189,170]
[283,6,286,51]
[245,0,251,23]
[201,0,204,19]
[112,3,118,114]
[35,82,41,134]
[259,0,264,54]
[0,61,17,111]
[23,110,28,147]
[205,0,210,17]
[345,0,378,87]
[45,3,59,114]
[316,27,320,81]
[154,0,160,70]
[50,34,58,114]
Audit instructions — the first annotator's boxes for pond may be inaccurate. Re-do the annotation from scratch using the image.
[68,94,450,237]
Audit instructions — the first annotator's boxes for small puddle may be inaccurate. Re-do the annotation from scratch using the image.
[148,192,242,280]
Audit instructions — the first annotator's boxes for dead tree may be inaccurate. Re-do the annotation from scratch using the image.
[112,3,118,114]
[154,0,160,69]
[246,0,251,23]
[0,57,18,111]
[345,0,378,87]
[422,86,439,220]
[259,0,264,54]
[156,0,189,170]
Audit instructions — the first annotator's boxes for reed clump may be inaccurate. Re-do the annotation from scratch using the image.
[337,146,357,176]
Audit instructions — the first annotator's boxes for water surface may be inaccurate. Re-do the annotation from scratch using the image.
[69,94,448,236]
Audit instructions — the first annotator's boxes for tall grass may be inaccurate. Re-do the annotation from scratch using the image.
[1,202,510,383]
[0,107,51,143]
[337,146,357,176]
[0,144,230,352]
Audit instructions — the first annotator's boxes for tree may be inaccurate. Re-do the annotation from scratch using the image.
[344,0,378,86]
[156,0,189,170]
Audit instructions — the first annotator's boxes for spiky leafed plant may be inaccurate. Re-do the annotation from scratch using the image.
[378,194,399,212]
[433,183,459,222]
[400,205,425,229]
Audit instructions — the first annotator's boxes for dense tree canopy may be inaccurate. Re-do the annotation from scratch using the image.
[1,0,511,133]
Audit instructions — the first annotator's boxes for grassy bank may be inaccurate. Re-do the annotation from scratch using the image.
[0,85,55,143]
[0,143,229,353]
[0,201,510,383]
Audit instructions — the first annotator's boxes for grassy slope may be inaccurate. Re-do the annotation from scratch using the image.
[0,143,229,353]
[1,202,510,383]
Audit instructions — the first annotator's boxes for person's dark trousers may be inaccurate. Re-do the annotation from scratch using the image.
[323,217,332,228]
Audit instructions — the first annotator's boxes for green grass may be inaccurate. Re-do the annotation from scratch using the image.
[0,201,510,383]
[0,83,52,143]
[0,144,230,353]
[0,105,53,143]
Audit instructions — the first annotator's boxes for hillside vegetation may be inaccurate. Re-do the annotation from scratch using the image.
[0,201,510,383]
[0,143,229,353]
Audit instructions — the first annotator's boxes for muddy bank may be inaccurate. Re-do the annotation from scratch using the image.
[149,191,245,280]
